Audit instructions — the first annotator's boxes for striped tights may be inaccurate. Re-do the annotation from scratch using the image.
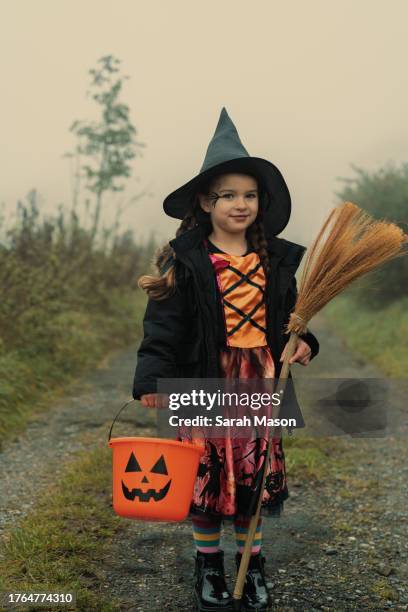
[192,514,262,554]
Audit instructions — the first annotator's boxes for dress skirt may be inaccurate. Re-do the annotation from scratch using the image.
[177,344,289,521]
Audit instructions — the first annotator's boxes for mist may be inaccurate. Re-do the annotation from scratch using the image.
[1,0,407,246]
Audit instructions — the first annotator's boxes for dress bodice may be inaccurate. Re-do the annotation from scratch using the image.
[205,238,268,348]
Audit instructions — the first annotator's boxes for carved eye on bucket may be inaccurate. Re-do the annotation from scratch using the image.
[122,452,171,503]
[125,452,142,472]
[150,455,168,475]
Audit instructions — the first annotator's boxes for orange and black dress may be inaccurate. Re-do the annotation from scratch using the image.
[181,237,289,520]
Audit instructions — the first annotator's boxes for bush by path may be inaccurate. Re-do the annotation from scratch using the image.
[0,194,152,444]
[336,161,408,309]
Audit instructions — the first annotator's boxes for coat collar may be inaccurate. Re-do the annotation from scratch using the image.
[169,225,306,270]
[267,235,307,268]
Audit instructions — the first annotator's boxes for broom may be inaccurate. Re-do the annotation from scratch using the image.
[233,201,408,610]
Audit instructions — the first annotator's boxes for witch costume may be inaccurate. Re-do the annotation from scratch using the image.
[132,107,320,521]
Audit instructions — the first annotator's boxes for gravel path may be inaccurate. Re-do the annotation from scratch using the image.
[0,313,407,611]
[104,314,408,611]
[0,344,150,534]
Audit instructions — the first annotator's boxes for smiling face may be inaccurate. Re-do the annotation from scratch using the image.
[121,451,172,503]
[198,173,259,238]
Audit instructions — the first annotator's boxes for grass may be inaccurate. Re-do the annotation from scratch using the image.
[0,444,124,611]
[284,434,354,481]
[0,289,147,447]
[323,294,408,377]
[370,578,400,602]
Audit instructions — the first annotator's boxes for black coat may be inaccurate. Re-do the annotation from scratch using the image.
[132,225,320,434]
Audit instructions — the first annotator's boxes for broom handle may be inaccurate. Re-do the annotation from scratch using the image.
[233,331,298,607]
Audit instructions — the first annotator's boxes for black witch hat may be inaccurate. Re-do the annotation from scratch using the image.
[163,107,292,237]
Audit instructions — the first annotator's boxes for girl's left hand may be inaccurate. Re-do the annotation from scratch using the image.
[279,338,312,366]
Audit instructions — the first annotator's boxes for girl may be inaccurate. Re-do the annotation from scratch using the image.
[132,108,319,612]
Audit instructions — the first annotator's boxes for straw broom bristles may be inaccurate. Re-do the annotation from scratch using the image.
[286,201,408,336]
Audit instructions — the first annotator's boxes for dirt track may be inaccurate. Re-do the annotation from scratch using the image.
[0,313,407,610]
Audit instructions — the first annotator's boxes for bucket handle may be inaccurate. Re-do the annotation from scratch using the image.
[108,398,138,442]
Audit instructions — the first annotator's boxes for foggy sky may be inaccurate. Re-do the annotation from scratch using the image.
[1,0,407,247]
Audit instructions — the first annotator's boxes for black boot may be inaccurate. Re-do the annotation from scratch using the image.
[194,550,234,611]
[235,552,272,611]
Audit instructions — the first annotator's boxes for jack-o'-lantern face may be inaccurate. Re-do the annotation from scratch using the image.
[121,451,172,503]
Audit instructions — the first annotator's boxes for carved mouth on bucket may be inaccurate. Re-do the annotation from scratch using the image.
[121,479,172,502]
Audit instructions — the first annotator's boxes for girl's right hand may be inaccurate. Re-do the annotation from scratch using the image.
[140,393,168,409]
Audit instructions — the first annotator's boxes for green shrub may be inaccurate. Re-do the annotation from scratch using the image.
[336,161,408,308]
[0,193,152,442]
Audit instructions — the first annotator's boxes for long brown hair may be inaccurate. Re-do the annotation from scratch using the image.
[137,173,271,300]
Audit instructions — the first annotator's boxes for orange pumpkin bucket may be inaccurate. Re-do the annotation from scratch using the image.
[108,399,205,522]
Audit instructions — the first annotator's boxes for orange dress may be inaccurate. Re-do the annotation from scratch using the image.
[179,238,289,519]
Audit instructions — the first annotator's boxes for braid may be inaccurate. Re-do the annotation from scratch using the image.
[138,208,199,300]
[248,213,271,279]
